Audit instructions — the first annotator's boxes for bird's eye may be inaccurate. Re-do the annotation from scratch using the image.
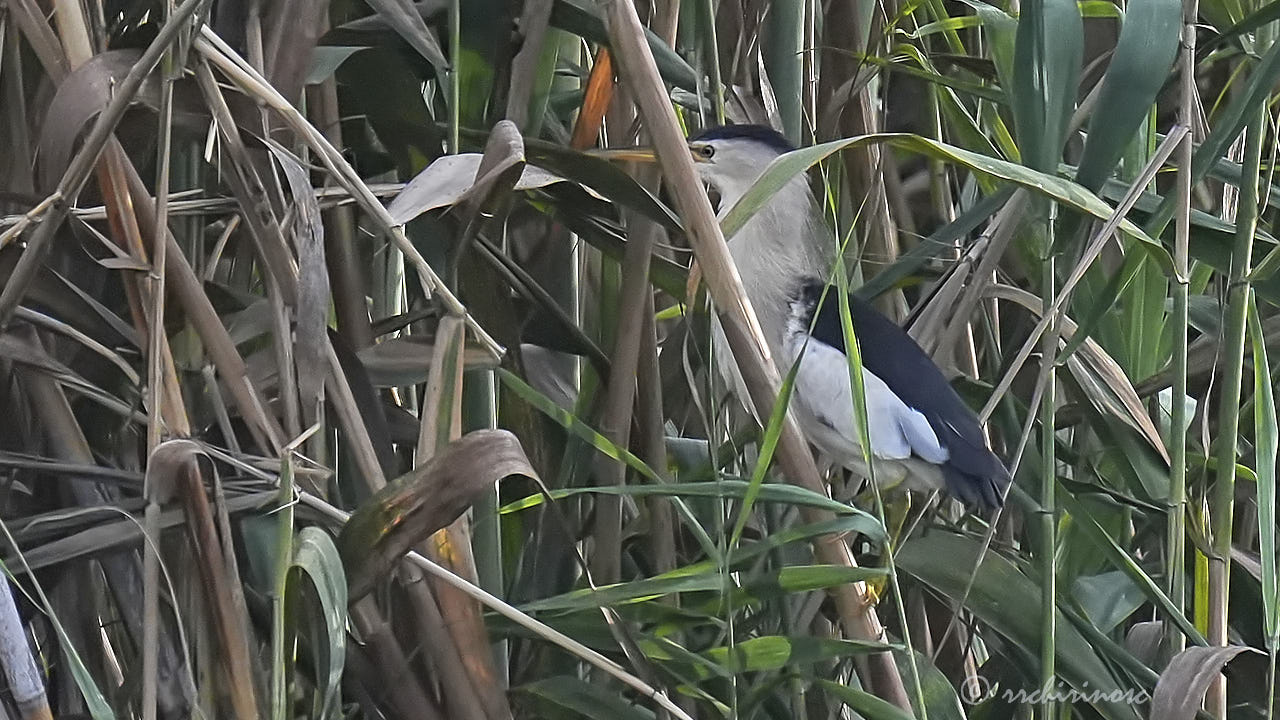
[698,144,716,159]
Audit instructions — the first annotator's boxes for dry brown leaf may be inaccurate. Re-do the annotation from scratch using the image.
[1151,645,1257,720]
[337,429,537,600]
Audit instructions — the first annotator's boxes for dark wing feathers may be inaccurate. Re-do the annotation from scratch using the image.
[796,280,1009,508]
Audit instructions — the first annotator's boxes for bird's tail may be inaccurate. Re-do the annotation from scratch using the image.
[941,462,1010,511]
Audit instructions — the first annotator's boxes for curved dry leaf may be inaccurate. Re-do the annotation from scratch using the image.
[337,429,537,600]
[385,155,568,225]
[465,120,527,219]
[36,49,204,186]
[38,50,143,183]
[144,439,206,504]
[1151,645,1257,720]
[1123,621,1165,669]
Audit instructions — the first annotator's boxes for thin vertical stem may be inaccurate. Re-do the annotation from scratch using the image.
[1039,215,1057,718]
[448,0,461,153]
[1268,648,1277,720]
[802,0,817,142]
[1207,103,1266,720]
[148,0,176,454]
[1166,0,1198,657]
[143,4,177,717]
[698,0,725,124]
[270,452,295,720]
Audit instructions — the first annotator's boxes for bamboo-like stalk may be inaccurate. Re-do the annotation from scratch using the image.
[29,6,200,717]
[147,0,178,452]
[1039,223,1058,719]
[191,62,300,305]
[141,489,162,720]
[697,0,725,124]
[464,369,506,680]
[600,0,910,709]
[40,0,194,444]
[802,0,817,145]
[633,1,678,583]
[1206,100,1266,720]
[592,166,663,584]
[6,0,250,458]
[449,0,461,153]
[269,451,295,720]
[123,161,286,452]
[317,334,448,715]
[1166,0,1200,658]
[26,339,199,714]
[765,0,805,143]
[638,306,676,575]
[139,2,182,715]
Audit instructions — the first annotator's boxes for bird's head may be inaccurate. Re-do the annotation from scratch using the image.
[685,124,795,211]
[591,124,828,296]
[591,124,798,214]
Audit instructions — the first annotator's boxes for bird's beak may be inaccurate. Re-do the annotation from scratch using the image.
[588,146,707,163]
[588,148,660,163]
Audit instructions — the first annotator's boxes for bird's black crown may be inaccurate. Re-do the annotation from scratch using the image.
[688,124,795,154]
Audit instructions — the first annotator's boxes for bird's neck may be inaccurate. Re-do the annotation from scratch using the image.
[723,178,831,354]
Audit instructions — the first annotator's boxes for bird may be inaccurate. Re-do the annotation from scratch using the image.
[682,124,1010,509]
